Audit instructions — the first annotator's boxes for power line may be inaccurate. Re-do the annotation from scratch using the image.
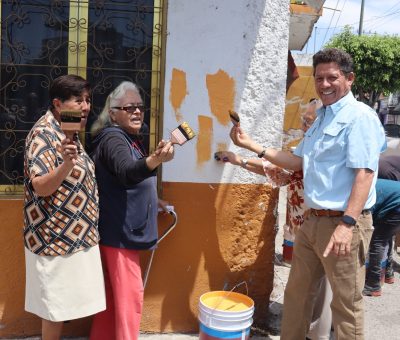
[317,9,400,31]
[367,11,400,33]
[331,0,348,37]
[321,0,341,46]
[364,1,400,32]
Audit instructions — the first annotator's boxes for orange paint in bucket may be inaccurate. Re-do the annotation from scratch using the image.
[198,291,254,340]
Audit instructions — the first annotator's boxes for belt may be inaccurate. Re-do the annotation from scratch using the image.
[310,209,371,217]
[310,209,344,217]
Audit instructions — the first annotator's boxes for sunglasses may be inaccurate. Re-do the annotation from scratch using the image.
[112,104,145,113]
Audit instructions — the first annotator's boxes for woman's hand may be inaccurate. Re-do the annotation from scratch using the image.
[146,140,174,171]
[229,126,253,150]
[158,198,170,214]
[61,136,79,167]
[153,140,174,163]
[214,151,241,166]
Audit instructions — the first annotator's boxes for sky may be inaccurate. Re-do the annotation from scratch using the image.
[299,0,400,53]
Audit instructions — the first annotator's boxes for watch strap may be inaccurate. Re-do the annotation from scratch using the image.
[341,214,357,226]
[258,148,266,158]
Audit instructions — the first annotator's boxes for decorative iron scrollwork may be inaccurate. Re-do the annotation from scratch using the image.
[0,0,163,195]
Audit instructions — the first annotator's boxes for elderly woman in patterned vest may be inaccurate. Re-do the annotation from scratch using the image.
[23,74,105,340]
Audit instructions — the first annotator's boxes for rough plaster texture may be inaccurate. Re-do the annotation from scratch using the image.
[163,0,290,184]
[141,182,279,332]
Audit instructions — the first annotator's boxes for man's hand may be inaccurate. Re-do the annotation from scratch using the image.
[323,223,353,257]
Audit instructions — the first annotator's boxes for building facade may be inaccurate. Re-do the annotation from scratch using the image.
[0,0,321,336]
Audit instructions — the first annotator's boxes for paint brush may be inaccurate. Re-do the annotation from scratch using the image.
[170,121,196,145]
[228,110,240,126]
[60,110,81,132]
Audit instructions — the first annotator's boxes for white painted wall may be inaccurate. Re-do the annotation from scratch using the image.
[162,0,290,184]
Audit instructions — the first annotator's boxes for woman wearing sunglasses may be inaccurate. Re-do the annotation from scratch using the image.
[90,81,174,340]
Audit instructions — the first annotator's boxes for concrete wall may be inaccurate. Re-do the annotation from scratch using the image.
[143,0,290,333]
[0,0,291,336]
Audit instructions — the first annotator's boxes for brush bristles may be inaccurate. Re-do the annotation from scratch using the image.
[171,122,196,145]
[179,122,196,140]
[60,110,81,122]
[228,110,240,123]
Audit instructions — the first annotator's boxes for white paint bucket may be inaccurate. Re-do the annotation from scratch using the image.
[198,291,254,340]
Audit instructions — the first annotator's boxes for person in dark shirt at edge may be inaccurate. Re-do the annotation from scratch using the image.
[89,81,174,340]
[363,154,400,296]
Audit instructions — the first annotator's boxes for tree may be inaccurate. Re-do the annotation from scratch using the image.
[325,26,400,107]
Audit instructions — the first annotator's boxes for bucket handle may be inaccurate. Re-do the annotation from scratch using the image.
[227,281,248,296]
[211,281,249,314]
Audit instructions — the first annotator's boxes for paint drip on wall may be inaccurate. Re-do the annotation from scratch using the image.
[169,68,188,122]
[197,115,213,166]
[206,69,235,126]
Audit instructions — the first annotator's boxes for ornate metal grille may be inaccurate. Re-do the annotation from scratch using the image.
[0,0,165,196]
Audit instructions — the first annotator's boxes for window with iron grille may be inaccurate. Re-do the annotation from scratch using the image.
[0,0,165,196]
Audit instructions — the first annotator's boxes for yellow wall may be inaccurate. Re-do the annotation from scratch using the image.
[0,182,278,336]
[283,65,318,149]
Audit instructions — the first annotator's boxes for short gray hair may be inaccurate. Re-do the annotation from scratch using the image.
[91,81,141,135]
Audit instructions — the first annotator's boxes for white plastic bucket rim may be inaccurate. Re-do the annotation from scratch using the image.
[199,302,254,319]
[198,291,254,332]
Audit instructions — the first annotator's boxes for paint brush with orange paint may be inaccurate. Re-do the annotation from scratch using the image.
[228,110,240,126]
[170,121,196,146]
[60,110,81,153]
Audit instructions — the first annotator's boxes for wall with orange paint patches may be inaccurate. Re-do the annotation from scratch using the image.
[0,0,293,336]
[159,0,291,333]
[163,1,290,184]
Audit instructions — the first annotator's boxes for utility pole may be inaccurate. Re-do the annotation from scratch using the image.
[359,0,365,35]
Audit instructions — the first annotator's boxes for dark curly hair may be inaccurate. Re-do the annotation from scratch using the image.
[49,74,91,110]
[312,48,354,76]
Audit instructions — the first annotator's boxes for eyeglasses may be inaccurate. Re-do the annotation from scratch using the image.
[112,104,145,113]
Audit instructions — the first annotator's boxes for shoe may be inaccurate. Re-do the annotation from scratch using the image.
[362,288,382,297]
[385,275,395,284]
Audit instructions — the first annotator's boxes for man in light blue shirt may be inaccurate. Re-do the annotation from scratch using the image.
[230,48,386,340]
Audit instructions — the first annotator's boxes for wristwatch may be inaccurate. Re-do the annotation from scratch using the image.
[241,158,248,168]
[258,148,266,158]
[341,215,357,226]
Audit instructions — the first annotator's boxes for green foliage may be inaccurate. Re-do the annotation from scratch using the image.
[325,26,400,106]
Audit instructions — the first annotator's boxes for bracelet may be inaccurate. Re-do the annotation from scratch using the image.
[257,148,266,158]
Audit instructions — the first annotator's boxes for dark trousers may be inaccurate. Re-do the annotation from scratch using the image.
[365,209,400,291]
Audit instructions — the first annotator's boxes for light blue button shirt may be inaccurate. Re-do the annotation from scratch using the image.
[294,92,386,210]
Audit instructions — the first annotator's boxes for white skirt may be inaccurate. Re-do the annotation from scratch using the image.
[25,245,106,321]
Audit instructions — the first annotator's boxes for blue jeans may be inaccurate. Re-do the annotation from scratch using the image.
[365,209,400,291]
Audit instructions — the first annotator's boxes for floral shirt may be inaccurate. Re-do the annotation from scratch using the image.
[262,160,306,233]
[23,111,100,256]
[286,170,305,233]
